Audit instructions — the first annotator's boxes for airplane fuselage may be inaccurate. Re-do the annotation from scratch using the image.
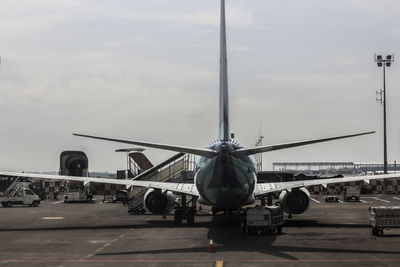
[194,140,257,209]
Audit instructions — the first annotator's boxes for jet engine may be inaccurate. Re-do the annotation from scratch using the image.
[143,189,176,214]
[279,187,310,214]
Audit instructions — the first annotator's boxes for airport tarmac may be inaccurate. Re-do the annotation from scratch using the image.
[1,195,400,266]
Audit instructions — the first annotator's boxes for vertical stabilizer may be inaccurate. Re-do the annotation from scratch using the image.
[219,0,230,141]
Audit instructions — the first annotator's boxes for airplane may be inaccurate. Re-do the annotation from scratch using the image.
[1,0,399,225]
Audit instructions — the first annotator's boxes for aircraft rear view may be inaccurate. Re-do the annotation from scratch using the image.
[72,0,375,211]
[1,0,392,227]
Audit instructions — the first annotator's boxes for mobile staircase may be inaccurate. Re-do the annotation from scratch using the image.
[127,153,195,214]
[2,177,23,201]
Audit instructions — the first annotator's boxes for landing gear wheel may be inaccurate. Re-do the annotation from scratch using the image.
[186,208,196,225]
[277,226,283,234]
[174,209,183,226]
[378,229,384,236]
[372,228,378,236]
[211,207,219,215]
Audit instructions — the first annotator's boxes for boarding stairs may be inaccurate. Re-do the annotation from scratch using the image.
[127,153,195,214]
[2,177,23,201]
[128,151,154,177]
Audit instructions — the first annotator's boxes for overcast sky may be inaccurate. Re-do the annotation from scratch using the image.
[1,0,400,173]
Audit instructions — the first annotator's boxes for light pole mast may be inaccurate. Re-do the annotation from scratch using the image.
[374,54,394,174]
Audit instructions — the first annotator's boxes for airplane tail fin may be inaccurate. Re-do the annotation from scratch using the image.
[219,0,230,141]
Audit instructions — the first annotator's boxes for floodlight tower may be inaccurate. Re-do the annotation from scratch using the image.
[374,54,394,174]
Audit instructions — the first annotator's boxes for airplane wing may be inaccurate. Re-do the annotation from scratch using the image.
[233,131,374,156]
[0,171,199,197]
[255,173,399,197]
[73,133,217,158]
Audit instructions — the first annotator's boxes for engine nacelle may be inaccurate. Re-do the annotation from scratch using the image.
[143,189,176,215]
[279,187,310,214]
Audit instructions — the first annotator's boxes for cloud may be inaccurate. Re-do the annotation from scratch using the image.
[105,35,148,47]
[231,45,251,51]
[260,72,374,90]
[104,5,255,28]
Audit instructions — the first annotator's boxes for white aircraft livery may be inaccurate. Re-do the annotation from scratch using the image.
[1,0,398,224]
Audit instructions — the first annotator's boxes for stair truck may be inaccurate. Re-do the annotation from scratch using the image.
[242,205,284,235]
[369,206,400,236]
[1,180,40,207]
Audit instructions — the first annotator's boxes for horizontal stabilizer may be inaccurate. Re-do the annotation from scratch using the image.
[233,131,375,156]
[73,133,217,158]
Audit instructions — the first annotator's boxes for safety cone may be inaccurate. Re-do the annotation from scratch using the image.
[208,236,215,253]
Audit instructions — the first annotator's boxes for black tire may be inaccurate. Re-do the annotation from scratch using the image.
[174,209,183,226]
[277,226,283,234]
[187,214,195,225]
[186,208,196,225]
[2,202,6,207]
[32,200,39,207]
[6,201,12,208]
[378,229,384,236]
[372,228,378,236]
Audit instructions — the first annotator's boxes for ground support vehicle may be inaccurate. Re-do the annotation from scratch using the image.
[1,183,40,207]
[64,181,93,203]
[325,190,339,202]
[242,205,284,235]
[113,190,128,205]
[343,186,361,202]
[369,206,400,236]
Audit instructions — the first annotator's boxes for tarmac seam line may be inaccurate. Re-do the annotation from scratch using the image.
[311,198,320,203]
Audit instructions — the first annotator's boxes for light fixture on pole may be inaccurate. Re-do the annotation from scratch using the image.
[374,53,394,174]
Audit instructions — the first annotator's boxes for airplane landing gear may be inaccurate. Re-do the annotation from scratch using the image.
[212,207,219,214]
[186,207,196,225]
[174,208,183,226]
[174,195,197,226]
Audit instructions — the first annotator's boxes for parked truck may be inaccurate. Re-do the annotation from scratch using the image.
[242,205,284,235]
[1,181,40,207]
[369,206,400,236]
[343,186,360,202]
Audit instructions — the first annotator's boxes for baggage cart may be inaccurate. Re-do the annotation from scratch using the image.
[343,186,360,202]
[242,205,284,235]
[369,206,400,236]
